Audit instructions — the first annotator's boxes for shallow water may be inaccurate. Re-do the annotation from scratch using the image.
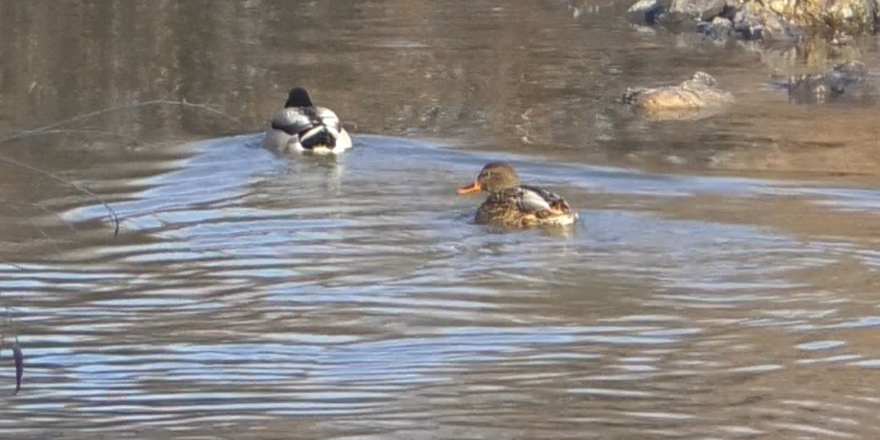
[2,1,880,439]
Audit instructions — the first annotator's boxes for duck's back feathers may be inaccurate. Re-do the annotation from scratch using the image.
[476,186,576,227]
[271,106,341,134]
[518,185,572,215]
[270,107,320,136]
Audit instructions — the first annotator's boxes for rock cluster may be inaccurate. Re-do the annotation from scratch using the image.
[628,0,878,41]
[775,60,876,104]
[621,0,879,119]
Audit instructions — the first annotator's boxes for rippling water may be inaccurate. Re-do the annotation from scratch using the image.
[2,1,880,439]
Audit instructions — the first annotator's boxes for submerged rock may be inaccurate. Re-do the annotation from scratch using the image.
[622,72,734,120]
[777,60,876,104]
[668,0,726,21]
[698,16,735,39]
[628,0,667,24]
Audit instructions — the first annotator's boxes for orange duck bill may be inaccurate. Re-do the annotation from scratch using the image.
[457,181,482,195]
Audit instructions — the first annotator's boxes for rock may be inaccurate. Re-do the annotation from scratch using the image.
[733,1,804,41]
[724,0,745,12]
[669,0,726,20]
[622,72,734,120]
[782,61,875,104]
[827,60,869,92]
[762,0,876,35]
[826,0,876,33]
[628,0,667,25]
[698,16,735,39]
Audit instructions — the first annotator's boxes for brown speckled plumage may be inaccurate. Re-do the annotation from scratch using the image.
[458,162,577,228]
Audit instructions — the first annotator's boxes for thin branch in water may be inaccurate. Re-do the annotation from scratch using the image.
[0,259,26,271]
[0,99,241,237]
[6,129,148,146]
[0,99,241,146]
[0,154,120,236]
[3,201,55,242]
[0,308,5,362]
[12,337,22,395]
[0,197,78,235]
[0,308,10,362]
[1,202,70,260]
[174,98,242,125]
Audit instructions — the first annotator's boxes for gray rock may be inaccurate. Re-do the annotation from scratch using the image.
[732,8,763,39]
[698,16,735,39]
[622,72,734,120]
[783,61,875,104]
[724,0,745,11]
[628,0,666,25]
[669,0,726,20]
[732,2,804,41]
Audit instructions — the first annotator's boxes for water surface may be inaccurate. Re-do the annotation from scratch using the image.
[2,1,880,439]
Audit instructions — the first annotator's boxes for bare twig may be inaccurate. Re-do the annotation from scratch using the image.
[3,202,55,242]
[0,308,8,362]
[6,129,148,146]
[0,154,121,236]
[0,309,5,362]
[0,99,241,146]
[12,336,22,395]
[0,197,78,234]
[0,259,25,271]
[0,99,241,238]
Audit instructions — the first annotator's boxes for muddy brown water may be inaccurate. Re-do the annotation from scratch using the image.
[1,1,880,439]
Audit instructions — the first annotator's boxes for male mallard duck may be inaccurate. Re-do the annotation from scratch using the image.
[457,162,577,228]
[261,87,352,155]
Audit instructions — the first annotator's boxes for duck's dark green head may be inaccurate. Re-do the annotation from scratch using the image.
[285,87,314,108]
[458,162,520,195]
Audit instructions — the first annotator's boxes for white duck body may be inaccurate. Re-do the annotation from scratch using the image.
[261,87,352,155]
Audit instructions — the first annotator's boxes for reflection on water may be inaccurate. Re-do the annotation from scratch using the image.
[2,1,880,439]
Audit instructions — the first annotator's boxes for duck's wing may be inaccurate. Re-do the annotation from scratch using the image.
[314,107,343,137]
[516,186,553,213]
[270,107,320,136]
[519,185,571,213]
[271,106,345,148]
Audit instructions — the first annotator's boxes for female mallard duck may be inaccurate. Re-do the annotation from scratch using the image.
[261,87,352,155]
[457,162,578,228]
